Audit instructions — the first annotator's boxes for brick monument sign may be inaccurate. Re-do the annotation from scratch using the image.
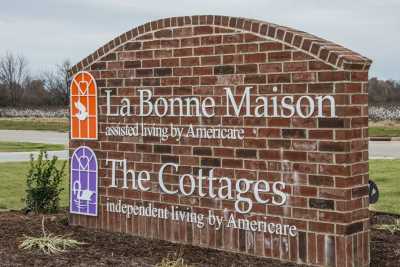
[68,15,371,266]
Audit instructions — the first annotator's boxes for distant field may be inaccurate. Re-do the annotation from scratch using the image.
[369,120,400,137]
[369,127,400,137]
[0,161,68,210]
[0,118,68,132]
[0,141,65,152]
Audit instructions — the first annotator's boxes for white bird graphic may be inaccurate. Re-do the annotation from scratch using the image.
[75,101,89,121]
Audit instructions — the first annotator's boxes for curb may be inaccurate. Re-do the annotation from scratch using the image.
[370,137,400,141]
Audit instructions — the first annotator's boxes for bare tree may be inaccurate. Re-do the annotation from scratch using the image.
[369,77,400,104]
[23,78,50,106]
[0,52,29,106]
[43,59,71,106]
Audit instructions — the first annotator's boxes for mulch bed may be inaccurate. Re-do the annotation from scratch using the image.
[0,211,398,267]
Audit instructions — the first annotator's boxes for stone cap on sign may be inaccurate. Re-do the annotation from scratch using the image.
[69,15,372,75]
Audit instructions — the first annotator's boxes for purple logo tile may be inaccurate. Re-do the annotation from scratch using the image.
[70,146,98,216]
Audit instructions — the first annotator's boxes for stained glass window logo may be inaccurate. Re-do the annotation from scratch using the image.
[70,71,98,140]
[70,146,98,216]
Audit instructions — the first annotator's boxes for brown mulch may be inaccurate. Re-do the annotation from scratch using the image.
[0,211,398,267]
[370,212,400,267]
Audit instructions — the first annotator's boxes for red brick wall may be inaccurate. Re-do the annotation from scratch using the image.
[69,15,371,267]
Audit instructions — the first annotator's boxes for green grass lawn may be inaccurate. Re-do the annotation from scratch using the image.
[0,118,68,132]
[369,127,400,137]
[0,161,69,210]
[0,141,64,152]
[370,159,400,214]
[369,121,400,137]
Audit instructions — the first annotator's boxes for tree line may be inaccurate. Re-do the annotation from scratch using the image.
[0,52,69,107]
[0,52,399,107]
[368,78,400,104]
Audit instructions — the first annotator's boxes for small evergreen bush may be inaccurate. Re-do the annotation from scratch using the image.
[24,151,66,213]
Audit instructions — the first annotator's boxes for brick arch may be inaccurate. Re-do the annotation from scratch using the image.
[69,15,371,75]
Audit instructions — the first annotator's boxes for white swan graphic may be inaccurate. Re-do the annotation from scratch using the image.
[74,101,88,121]
[73,180,94,202]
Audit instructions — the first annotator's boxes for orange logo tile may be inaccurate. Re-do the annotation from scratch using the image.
[70,71,98,139]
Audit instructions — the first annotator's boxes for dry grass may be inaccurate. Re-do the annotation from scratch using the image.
[374,219,400,235]
[156,257,193,267]
[369,120,400,137]
[156,249,193,267]
[369,120,400,127]
[19,216,84,254]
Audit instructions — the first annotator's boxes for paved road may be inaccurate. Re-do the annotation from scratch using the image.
[0,150,68,162]
[369,141,400,159]
[0,130,68,145]
[0,130,68,162]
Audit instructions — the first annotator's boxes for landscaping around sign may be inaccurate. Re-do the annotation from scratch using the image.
[0,211,399,266]
[68,15,371,267]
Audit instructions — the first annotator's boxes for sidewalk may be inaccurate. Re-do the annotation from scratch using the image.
[0,150,68,162]
[369,141,400,159]
[0,130,68,162]
[0,130,67,145]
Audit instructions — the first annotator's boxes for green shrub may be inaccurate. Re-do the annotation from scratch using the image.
[24,151,66,213]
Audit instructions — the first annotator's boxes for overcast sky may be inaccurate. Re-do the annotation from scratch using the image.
[0,0,398,79]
